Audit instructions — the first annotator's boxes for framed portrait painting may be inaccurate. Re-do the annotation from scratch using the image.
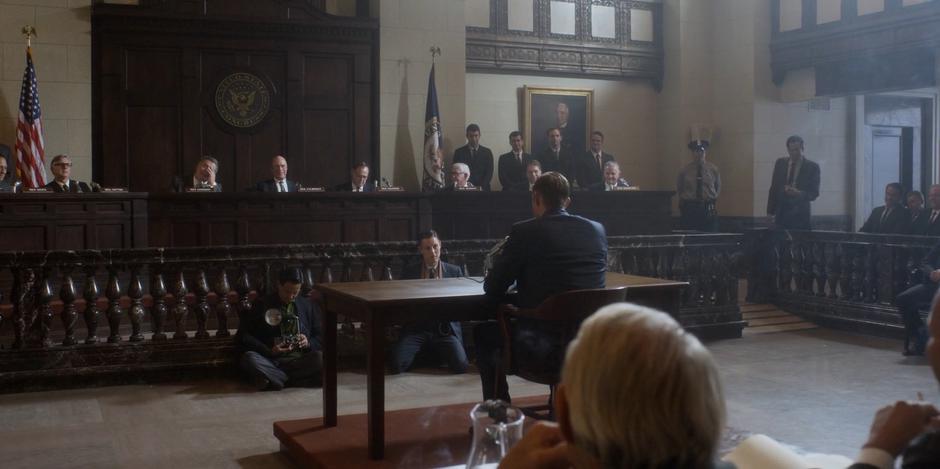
[523,86,594,156]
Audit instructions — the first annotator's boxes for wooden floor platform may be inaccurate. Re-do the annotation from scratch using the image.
[273,396,547,468]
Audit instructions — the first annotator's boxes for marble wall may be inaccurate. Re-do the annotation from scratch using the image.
[0,0,96,183]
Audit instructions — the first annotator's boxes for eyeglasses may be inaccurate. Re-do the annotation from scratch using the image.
[53,162,72,167]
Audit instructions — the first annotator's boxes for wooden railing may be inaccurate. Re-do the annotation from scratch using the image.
[744,229,937,337]
[0,234,744,390]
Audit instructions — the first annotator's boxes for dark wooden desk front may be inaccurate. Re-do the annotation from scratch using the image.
[314,272,686,459]
[0,193,148,250]
[0,190,674,250]
[147,192,432,246]
[431,190,674,239]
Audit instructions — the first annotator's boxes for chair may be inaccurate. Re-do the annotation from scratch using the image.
[496,286,627,419]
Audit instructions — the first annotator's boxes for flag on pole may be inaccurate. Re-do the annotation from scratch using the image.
[422,64,444,192]
[15,46,47,188]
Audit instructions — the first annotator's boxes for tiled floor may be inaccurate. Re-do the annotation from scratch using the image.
[0,328,933,468]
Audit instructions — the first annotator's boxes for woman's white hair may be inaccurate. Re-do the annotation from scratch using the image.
[561,302,726,468]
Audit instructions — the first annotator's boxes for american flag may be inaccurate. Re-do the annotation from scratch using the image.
[15,47,47,188]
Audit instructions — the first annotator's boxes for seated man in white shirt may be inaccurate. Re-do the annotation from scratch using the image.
[588,161,630,192]
[442,162,475,191]
[172,156,222,192]
[254,155,299,192]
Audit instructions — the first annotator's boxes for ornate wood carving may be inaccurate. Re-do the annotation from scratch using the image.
[467,0,663,88]
[771,1,940,90]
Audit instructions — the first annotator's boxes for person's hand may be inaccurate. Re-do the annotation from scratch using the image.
[929,269,940,283]
[784,185,801,197]
[206,166,217,186]
[863,401,940,457]
[272,342,291,356]
[296,334,310,349]
[498,422,572,469]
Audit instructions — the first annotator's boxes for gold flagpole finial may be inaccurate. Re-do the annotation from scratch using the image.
[22,25,36,47]
[429,46,441,64]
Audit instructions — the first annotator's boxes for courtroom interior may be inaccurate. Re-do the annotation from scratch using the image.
[1,0,940,468]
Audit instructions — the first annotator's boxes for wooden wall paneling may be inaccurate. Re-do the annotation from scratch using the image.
[181,47,201,193]
[96,42,127,188]
[286,49,306,185]
[246,53,288,189]
[128,107,181,194]
[304,110,350,187]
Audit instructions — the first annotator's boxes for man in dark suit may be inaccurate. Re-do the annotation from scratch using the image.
[860,183,911,234]
[254,155,300,192]
[574,131,615,190]
[535,128,574,178]
[235,268,322,390]
[390,230,469,374]
[908,190,927,235]
[498,131,531,190]
[452,124,494,191]
[849,299,940,468]
[0,146,14,192]
[172,156,222,192]
[475,171,608,401]
[588,161,630,192]
[333,161,374,192]
[919,185,940,236]
[767,135,820,230]
[894,241,940,356]
[45,154,93,193]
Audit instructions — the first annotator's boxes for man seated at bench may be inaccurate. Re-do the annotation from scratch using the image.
[235,267,322,390]
[389,230,469,374]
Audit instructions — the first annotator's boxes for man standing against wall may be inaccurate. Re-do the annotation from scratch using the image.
[767,135,820,230]
[453,124,494,191]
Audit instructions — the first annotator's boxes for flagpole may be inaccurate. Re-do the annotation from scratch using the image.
[429,46,441,64]
[22,25,36,48]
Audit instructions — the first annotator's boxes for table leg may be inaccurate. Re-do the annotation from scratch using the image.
[322,305,337,427]
[366,312,385,459]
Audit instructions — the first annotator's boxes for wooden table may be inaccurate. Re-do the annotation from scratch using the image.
[314,272,686,459]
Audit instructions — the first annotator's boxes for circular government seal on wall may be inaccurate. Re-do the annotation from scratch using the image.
[214,72,272,129]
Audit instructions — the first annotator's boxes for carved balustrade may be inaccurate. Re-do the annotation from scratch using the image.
[0,234,743,389]
[745,229,937,336]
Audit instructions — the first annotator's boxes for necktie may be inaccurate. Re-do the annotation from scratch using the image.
[881,208,891,225]
[932,211,939,224]
[596,154,602,171]
[278,180,286,192]
[696,164,704,201]
[787,161,797,186]
[516,153,522,164]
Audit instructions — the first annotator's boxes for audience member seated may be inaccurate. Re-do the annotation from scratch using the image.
[235,268,322,391]
[475,172,607,402]
[172,156,222,192]
[588,161,630,192]
[333,161,374,192]
[453,123,493,191]
[45,154,93,193]
[499,303,730,469]
[442,162,475,191]
[908,190,926,234]
[920,185,940,236]
[535,128,573,176]
[849,295,940,469]
[506,160,541,192]
[859,182,910,234]
[0,146,13,192]
[389,230,469,374]
[254,155,299,192]
[573,131,614,190]
[498,131,531,190]
[894,238,940,356]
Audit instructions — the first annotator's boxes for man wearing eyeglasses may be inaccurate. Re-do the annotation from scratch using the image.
[44,154,92,193]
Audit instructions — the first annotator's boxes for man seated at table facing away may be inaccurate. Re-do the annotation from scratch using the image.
[253,155,299,192]
[333,161,374,192]
[45,154,93,193]
[389,230,469,374]
[475,171,608,402]
[172,156,222,192]
[235,267,322,391]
